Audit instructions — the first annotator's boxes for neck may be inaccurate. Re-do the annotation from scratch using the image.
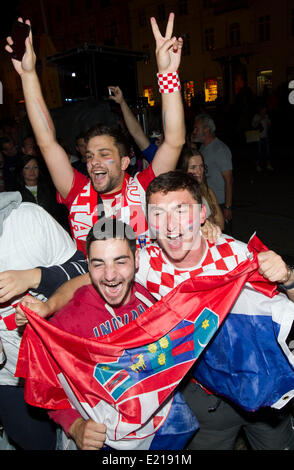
[204,134,215,146]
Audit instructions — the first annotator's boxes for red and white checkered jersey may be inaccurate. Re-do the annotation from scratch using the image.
[136,235,249,300]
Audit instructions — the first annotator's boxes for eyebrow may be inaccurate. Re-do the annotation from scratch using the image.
[90,255,131,263]
[86,147,112,154]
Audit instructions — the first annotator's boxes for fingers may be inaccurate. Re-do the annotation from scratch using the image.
[257,251,287,283]
[150,12,175,41]
[164,12,175,39]
[150,16,162,41]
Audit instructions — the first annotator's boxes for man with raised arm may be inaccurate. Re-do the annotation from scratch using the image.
[6,14,185,255]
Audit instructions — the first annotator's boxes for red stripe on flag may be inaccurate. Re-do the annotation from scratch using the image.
[169,324,194,341]
[172,340,195,356]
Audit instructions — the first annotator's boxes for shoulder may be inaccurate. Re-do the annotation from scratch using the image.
[57,169,90,206]
[50,284,99,327]
[214,138,231,155]
[134,165,155,188]
[212,235,248,259]
[133,281,157,304]
[8,202,51,225]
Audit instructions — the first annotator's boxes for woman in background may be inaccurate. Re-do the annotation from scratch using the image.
[179,147,224,230]
[16,154,70,231]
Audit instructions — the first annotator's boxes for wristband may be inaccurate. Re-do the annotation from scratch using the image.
[157,71,181,94]
[278,266,294,290]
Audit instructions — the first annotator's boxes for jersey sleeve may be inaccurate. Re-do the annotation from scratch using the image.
[57,169,89,210]
[136,164,155,191]
[36,251,88,299]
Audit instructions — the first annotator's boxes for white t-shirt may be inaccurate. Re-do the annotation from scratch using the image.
[0,202,77,385]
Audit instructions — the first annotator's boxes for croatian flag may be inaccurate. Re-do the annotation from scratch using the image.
[193,237,294,411]
[16,254,260,450]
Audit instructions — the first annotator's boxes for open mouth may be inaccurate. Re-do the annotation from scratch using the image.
[166,233,184,248]
[102,282,123,298]
[92,170,107,183]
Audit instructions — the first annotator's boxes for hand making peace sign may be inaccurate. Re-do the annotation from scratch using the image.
[150,12,183,74]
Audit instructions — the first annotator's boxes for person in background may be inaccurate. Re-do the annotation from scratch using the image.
[108,85,160,166]
[191,114,233,234]
[252,104,273,172]
[179,147,224,230]
[71,132,88,176]
[16,154,70,231]
[0,136,21,191]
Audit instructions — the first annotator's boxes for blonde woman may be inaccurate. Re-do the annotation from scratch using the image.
[179,148,224,230]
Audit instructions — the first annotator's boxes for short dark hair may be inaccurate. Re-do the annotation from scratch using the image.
[0,136,12,151]
[86,217,137,257]
[146,170,202,206]
[83,124,130,158]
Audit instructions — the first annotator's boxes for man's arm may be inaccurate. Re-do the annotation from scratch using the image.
[258,251,294,302]
[108,86,150,151]
[5,18,74,199]
[149,13,185,176]
[15,273,91,326]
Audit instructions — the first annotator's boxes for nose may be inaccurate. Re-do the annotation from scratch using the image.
[103,264,117,282]
[166,212,178,233]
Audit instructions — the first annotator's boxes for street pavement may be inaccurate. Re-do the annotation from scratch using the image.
[230,143,294,265]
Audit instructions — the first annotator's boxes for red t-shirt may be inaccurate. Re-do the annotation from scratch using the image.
[48,282,156,434]
[57,167,155,255]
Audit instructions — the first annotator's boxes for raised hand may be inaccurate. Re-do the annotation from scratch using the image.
[108,86,124,105]
[5,17,36,76]
[150,12,183,73]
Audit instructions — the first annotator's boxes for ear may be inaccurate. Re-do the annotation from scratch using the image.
[200,203,207,225]
[134,249,140,271]
[121,156,130,171]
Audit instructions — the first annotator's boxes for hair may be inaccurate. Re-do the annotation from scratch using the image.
[75,131,86,144]
[86,217,137,257]
[83,124,131,159]
[146,170,202,206]
[179,148,217,220]
[194,113,216,135]
[0,136,13,151]
[16,154,41,189]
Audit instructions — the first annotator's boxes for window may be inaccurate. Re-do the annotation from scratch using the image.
[257,70,272,96]
[85,0,92,10]
[230,23,240,47]
[56,5,63,22]
[138,8,147,28]
[182,34,191,56]
[157,3,166,22]
[183,81,195,107]
[143,86,155,107]
[179,0,188,15]
[204,28,215,51]
[100,0,111,7]
[258,15,270,41]
[204,78,218,102]
[69,0,76,16]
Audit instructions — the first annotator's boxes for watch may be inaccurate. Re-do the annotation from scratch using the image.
[278,266,294,290]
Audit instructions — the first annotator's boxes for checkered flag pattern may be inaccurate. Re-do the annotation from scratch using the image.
[157,71,181,94]
[141,237,247,299]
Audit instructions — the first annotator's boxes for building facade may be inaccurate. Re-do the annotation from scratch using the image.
[129,0,294,113]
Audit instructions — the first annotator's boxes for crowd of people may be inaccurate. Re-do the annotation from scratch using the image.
[0,12,294,452]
